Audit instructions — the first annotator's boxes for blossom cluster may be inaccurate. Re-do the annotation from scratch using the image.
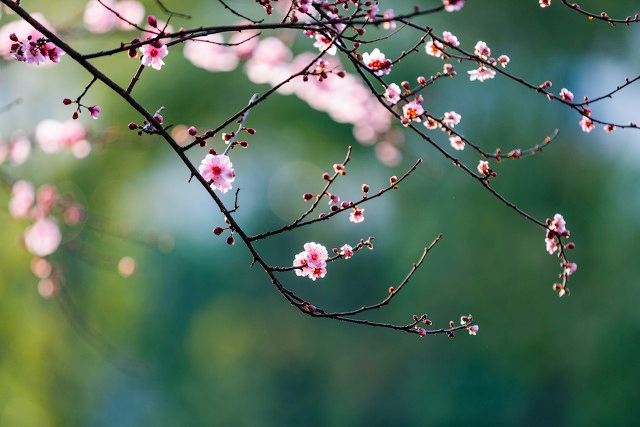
[293,242,329,280]
[9,34,64,65]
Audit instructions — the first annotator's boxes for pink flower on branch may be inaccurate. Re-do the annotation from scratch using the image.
[468,66,496,82]
[198,154,236,194]
[442,0,465,12]
[349,206,365,223]
[140,39,168,70]
[293,242,329,280]
[361,48,392,76]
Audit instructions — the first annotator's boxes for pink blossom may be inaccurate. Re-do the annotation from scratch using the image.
[550,213,568,235]
[362,48,392,76]
[402,100,424,124]
[339,244,354,259]
[313,33,337,56]
[9,180,35,219]
[88,105,101,119]
[559,88,574,101]
[293,242,329,280]
[84,0,118,33]
[382,9,396,30]
[564,262,577,276]
[417,327,427,337]
[579,116,595,133]
[604,124,616,133]
[349,206,365,223]
[140,39,168,70]
[468,66,496,82]
[303,242,329,268]
[424,116,438,130]
[474,41,491,58]
[477,160,490,175]
[7,134,31,166]
[497,54,510,67]
[442,31,460,47]
[115,1,146,30]
[198,154,236,194]
[442,111,461,128]
[184,34,239,72]
[383,83,401,104]
[425,40,444,57]
[442,0,465,12]
[23,217,62,257]
[539,0,551,8]
[35,120,91,158]
[468,325,479,335]
[449,136,465,151]
[545,237,559,254]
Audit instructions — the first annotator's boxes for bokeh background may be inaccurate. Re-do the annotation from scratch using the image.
[1,0,640,425]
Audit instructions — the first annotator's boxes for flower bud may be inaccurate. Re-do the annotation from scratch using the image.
[226,235,235,245]
[303,193,314,202]
[128,122,139,130]
[188,126,197,136]
[213,226,224,235]
[62,98,73,105]
[147,15,158,27]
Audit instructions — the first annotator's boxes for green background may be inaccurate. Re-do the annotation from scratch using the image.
[1,0,640,425]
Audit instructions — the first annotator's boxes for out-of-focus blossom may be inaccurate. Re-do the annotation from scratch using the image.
[23,217,62,257]
[443,0,465,12]
[184,34,239,72]
[382,9,396,30]
[9,180,35,219]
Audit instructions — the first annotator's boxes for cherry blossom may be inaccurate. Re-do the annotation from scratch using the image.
[362,48,392,76]
[140,39,168,70]
[198,154,236,194]
[442,0,465,12]
[313,33,337,56]
[349,206,365,223]
[88,105,101,119]
[449,136,465,150]
[383,83,402,104]
[468,66,496,82]
[23,217,62,257]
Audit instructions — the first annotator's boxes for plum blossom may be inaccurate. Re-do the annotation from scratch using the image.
[539,0,551,7]
[23,217,62,257]
[477,160,490,175]
[467,325,479,335]
[349,206,365,223]
[367,4,379,20]
[449,136,465,150]
[140,39,168,70]
[474,41,491,58]
[313,33,337,56]
[383,83,402,104]
[442,31,460,47]
[9,36,65,65]
[382,9,396,30]
[442,0,465,12]
[339,244,354,259]
[559,88,574,101]
[425,40,444,57]
[199,154,236,194]
[88,105,101,119]
[362,48,392,76]
[293,242,328,280]
[184,34,239,72]
[564,262,578,276]
[35,120,91,158]
[424,116,438,130]
[497,54,510,67]
[468,66,496,82]
[417,327,427,337]
[402,100,424,125]
[579,115,595,133]
[545,213,570,254]
[442,111,461,128]
[9,180,35,219]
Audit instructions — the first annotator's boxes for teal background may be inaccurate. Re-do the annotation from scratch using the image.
[1,1,640,425]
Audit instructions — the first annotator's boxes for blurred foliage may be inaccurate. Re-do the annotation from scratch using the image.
[1,0,640,426]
